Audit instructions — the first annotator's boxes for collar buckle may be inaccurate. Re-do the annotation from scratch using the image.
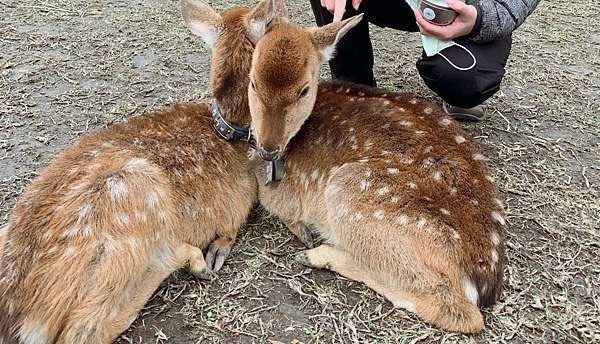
[211,100,253,144]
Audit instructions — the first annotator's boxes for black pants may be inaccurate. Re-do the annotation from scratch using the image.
[309,0,512,108]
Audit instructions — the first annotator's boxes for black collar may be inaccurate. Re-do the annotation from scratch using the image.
[211,100,254,144]
[210,100,284,185]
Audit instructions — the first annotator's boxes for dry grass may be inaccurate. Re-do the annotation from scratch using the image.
[0,0,598,343]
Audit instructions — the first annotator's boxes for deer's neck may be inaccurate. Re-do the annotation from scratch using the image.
[216,97,251,128]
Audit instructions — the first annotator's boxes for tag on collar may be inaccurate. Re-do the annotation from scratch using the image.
[265,158,285,185]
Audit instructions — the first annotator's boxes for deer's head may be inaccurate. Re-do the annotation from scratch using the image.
[248,14,363,160]
[181,0,286,124]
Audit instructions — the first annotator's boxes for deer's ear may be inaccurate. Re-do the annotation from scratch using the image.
[181,0,222,48]
[245,0,276,44]
[308,14,364,61]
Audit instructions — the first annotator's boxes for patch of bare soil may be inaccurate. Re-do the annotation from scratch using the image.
[0,0,598,343]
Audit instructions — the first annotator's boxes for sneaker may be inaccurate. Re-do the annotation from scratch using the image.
[442,101,486,122]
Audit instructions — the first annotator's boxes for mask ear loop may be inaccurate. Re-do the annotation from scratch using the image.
[438,42,477,71]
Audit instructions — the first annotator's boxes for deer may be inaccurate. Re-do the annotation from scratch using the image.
[0,0,279,342]
[244,4,507,333]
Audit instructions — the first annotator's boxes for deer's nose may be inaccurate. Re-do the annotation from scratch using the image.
[257,147,280,161]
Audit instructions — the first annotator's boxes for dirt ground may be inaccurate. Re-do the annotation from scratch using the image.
[1,0,598,343]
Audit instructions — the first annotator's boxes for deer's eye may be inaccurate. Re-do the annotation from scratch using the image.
[299,86,309,99]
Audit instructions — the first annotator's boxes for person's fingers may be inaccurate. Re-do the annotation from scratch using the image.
[415,9,457,40]
[323,0,336,13]
[333,0,346,22]
[351,0,362,10]
[445,0,469,14]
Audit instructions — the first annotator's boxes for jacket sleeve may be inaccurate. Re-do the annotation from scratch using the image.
[465,0,541,43]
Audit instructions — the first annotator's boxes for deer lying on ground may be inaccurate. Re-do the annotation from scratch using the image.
[0,0,278,342]
[245,7,507,333]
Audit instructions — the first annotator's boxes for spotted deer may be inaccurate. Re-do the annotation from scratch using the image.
[0,0,279,342]
[246,7,507,333]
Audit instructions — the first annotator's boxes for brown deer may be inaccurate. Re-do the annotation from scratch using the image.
[247,9,507,333]
[0,0,278,342]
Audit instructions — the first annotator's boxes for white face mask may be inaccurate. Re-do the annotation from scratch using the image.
[405,0,476,71]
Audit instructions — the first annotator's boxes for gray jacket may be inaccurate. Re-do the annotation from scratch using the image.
[466,0,541,43]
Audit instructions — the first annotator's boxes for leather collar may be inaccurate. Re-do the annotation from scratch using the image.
[211,100,254,144]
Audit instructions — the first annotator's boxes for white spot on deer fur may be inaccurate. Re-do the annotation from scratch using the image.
[101,234,119,255]
[391,196,399,203]
[373,210,386,220]
[400,157,414,165]
[383,100,391,105]
[106,176,128,200]
[491,211,506,226]
[381,93,388,98]
[415,130,426,135]
[398,120,412,127]
[78,203,93,220]
[454,135,466,144]
[439,118,452,126]
[473,153,487,161]
[382,123,391,129]
[410,98,417,104]
[381,150,391,155]
[360,180,371,191]
[449,187,458,195]
[440,208,450,215]
[452,229,461,240]
[471,199,479,206]
[349,97,355,102]
[424,107,433,114]
[417,217,427,229]
[63,246,77,257]
[62,225,91,239]
[432,171,442,181]
[349,127,355,132]
[406,182,417,189]
[384,159,392,164]
[422,157,435,168]
[396,215,409,225]
[146,191,159,209]
[336,86,344,93]
[351,144,358,150]
[345,88,351,93]
[18,319,48,344]
[462,279,479,305]
[377,186,390,196]
[124,157,150,172]
[135,211,147,222]
[115,213,130,227]
[490,232,501,246]
[387,168,399,175]
[491,249,499,264]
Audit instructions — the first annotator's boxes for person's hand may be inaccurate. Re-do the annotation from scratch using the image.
[415,0,478,40]
[321,0,363,22]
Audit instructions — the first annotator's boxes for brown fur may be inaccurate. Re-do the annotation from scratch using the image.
[248,20,506,333]
[0,1,267,342]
